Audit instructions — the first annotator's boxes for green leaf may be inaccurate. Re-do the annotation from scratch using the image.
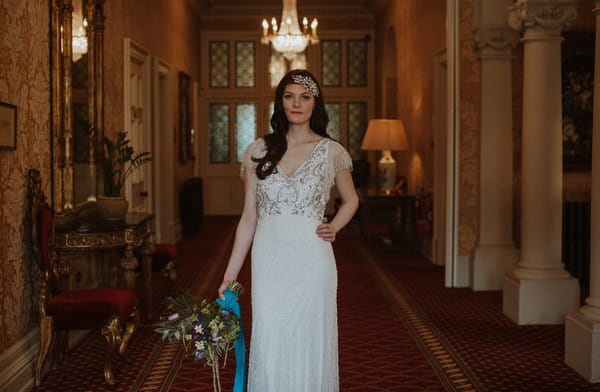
[94,130,151,196]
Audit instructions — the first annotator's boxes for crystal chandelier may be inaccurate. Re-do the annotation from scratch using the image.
[71,2,88,61]
[261,0,318,61]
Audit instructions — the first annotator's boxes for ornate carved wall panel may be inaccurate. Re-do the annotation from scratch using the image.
[458,0,479,257]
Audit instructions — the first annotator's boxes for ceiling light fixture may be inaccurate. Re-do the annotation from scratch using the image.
[260,0,318,61]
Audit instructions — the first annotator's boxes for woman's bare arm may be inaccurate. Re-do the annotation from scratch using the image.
[315,168,359,242]
[218,174,258,299]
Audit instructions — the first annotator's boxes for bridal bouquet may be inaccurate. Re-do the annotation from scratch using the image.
[155,281,245,392]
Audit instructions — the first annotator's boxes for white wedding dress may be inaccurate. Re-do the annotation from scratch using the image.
[241,137,352,392]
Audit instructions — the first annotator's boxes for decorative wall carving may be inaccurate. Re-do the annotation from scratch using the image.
[458,0,480,256]
[474,27,520,51]
[508,0,578,32]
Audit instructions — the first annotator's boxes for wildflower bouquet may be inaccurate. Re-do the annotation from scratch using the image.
[155,281,245,392]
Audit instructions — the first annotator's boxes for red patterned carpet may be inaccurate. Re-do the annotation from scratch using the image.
[370,245,600,392]
[30,218,600,391]
[156,228,444,392]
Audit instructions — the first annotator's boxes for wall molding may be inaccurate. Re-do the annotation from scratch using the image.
[0,329,88,392]
[0,329,38,392]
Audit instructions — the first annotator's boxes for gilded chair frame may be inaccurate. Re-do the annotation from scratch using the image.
[29,169,140,387]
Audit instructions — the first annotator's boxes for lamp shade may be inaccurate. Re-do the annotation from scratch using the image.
[361,119,408,151]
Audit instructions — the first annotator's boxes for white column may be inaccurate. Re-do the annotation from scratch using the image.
[503,0,579,325]
[565,0,600,382]
[470,0,520,291]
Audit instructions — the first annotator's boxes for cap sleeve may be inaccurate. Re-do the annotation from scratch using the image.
[330,141,353,174]
[240,138,266,180]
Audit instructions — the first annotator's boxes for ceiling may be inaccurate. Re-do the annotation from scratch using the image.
[190,0,389,16]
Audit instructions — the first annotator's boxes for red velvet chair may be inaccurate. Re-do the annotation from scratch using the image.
[29,169,139,386]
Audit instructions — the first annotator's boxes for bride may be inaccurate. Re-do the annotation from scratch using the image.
[218,69,359,391]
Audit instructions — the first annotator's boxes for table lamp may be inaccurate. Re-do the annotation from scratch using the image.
[360,119,408,192]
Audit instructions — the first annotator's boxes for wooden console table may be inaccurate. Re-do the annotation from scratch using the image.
[358,189,416,250]
[54,212,156,318]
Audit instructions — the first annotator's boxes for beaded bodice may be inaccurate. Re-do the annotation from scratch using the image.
[241,138,352,223]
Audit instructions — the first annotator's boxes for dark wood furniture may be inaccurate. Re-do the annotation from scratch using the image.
[358,189,416,250]
[29,169,139,387]
[54,211,156,318]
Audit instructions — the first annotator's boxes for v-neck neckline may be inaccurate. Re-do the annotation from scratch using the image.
[278,138,326,179]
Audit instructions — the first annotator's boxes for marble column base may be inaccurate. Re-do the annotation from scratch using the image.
[565,310,600,382]
[503,272,580,324]
[470,245,519,291]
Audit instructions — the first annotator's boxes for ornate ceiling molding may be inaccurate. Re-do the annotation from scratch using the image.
[200,0,373,16]
[508,0,577,32]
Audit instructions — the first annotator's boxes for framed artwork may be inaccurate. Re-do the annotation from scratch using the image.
[179,71,194,162]
[0,102,17,150]
[562,32,594,172]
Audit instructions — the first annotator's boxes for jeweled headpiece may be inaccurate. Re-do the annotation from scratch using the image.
[291,74,320,97]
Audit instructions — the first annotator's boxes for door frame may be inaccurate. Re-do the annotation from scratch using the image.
[152,57,175,243]
[443,0,460,287]
[123,38,153,213]
[433,48,448,269]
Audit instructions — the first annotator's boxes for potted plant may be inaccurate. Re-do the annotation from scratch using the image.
[96,130,151,220]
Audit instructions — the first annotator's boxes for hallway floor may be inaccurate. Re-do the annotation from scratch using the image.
[30,217,599,391]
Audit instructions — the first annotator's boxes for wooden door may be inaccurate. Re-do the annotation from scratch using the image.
[124,39,152,214]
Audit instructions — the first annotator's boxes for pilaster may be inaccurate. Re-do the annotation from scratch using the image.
[470,1,520,291]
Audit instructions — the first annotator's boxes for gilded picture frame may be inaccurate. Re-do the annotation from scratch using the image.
[0,102,17,150]
[179,71,193,162]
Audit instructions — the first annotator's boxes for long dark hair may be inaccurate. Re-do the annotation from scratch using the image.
[253,69,329,179]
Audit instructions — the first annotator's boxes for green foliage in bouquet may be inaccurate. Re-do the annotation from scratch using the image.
[156,292,240,362]
[155,282,244,392]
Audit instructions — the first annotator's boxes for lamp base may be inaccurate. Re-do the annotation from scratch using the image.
[377,150,396,192]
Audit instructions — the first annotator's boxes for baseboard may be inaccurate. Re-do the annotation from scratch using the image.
[0,329,88,392]
[455,255,470,287]
[0,329,38,392]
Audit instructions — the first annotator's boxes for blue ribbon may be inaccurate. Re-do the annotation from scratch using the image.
[216,289,245,392]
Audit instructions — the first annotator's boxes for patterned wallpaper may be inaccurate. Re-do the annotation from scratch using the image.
[0,0,50,352]
[0,0,202,354]
[458,0,479,257]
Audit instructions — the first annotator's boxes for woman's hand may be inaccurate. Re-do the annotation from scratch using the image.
[218,278,233,300]
[316,218,338,242]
